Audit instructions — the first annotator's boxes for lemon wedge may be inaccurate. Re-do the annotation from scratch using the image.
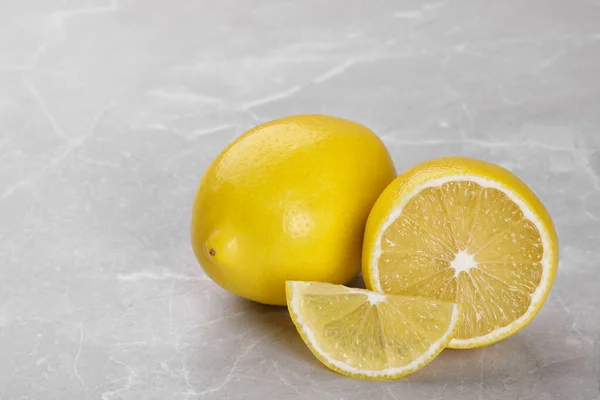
[362,157,558,348]
[286,281,459,380]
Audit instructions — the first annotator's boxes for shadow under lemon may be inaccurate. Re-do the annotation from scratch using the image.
[193,276,579,384]
[226,296,317,367]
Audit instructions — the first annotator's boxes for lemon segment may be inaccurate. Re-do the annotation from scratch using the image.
[363,157,558,349]
[286,281,460,380]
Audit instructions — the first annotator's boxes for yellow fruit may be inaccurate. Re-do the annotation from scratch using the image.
[191,115,396,305]
[363,157,558,348]
[286,281,460,380]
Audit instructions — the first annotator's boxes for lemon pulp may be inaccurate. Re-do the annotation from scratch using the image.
[364,157,558,348]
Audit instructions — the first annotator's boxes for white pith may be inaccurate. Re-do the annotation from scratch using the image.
[369,175,554,347]
[366,292,386,305]
[287,281,460,378]
[451,250,477,277]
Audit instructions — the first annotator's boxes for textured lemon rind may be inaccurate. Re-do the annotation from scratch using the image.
[367,174,557,349]
[285,281,461,380]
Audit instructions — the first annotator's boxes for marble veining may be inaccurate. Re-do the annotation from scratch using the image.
[1,0,599,399]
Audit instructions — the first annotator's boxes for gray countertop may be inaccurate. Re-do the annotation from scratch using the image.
[1,0,600,399]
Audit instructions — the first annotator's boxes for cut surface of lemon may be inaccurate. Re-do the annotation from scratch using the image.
[286,281,459,380]
[363,157,558,349]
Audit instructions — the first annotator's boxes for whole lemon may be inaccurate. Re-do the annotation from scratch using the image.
[191,115,396,305]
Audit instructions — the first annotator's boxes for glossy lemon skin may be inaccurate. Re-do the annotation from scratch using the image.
[192,115,396,305]
[362,156,559,347]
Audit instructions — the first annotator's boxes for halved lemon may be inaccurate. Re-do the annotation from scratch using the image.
[363,157,558,349]
[286,281,460,380]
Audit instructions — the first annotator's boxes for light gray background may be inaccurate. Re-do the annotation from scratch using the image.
[1,0,599,399]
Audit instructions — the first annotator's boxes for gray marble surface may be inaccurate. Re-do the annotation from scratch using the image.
[1,0,600,399]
